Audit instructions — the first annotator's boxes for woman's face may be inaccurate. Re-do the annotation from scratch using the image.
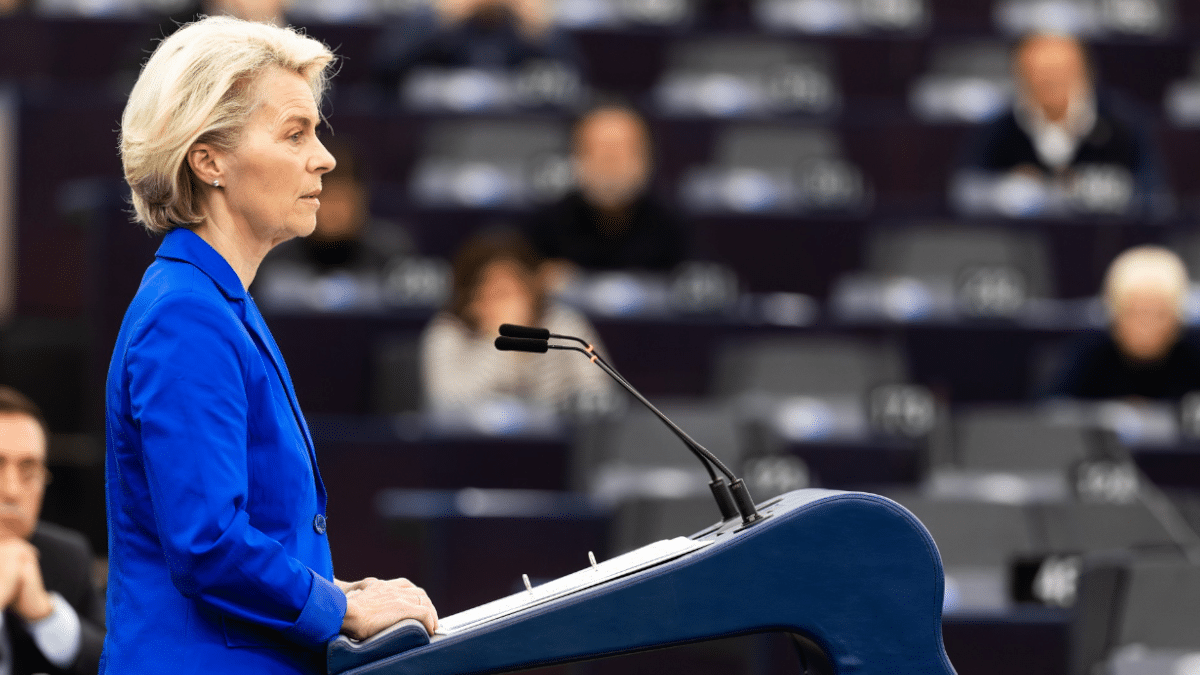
[468,259,536,336]
[220,67,335,248]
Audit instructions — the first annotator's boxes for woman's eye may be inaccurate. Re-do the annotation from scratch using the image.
[291,132,303,142]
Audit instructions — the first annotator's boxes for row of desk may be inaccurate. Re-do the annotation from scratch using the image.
[264,310,1097,411]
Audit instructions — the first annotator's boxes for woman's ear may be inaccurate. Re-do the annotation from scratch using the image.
[187,143,223,187]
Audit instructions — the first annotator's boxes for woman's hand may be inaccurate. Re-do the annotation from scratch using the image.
[334,577,377,593]
[340,577,438,640]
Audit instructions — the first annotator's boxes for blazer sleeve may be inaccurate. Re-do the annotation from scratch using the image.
[124,290,345,649]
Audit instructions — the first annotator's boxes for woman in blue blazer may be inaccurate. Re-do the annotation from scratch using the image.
[103,16,438,674]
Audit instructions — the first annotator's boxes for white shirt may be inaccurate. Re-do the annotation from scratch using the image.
[0,593,81,675]
[1015,90,1098,171]
[420,302,615,411]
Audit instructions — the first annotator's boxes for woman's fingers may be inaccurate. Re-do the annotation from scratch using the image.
[343,579,441,639]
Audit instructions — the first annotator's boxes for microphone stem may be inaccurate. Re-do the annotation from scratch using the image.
[549,333,615,370]
[586,352,759,524]
[550,345,734,483]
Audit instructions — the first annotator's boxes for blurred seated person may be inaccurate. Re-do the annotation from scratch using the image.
[525,103,688,284]
[0,0,27,16]
[420,230,613,411]
[0,386,104,675]
[373,0,579,91]
[198,0,290,23]
[118,0,292,91]
[959,32,1167,213]
[1049,246,1200,400]
[253,136,413,310]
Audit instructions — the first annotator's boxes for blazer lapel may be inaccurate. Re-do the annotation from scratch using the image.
[153,229,327,503]
[240,297,325,499]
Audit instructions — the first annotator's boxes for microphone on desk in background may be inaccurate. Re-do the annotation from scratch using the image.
[495,324,762,526]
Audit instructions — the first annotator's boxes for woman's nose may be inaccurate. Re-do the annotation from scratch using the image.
[313,138,337,174]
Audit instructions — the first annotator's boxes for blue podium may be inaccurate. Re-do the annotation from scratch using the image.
[328,489,957,675]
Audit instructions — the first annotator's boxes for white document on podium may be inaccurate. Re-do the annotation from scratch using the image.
[436,536,712,635]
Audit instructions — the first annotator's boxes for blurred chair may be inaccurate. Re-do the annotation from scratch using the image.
[1034,502,1183,556]
[1072,556,1200,675]
[711,335,906,400]
[578,398,746,493]
[653,37,838,118]
[953,406,1092,472]
[609,495,724,555]
[574,399,748,552]
[992,0,1177,40]
[866,223,1054,299]
[835,223,1054,322]
[896,496,1035,567]
[409,119,570,208]
[753,0,929,35]
[371,333,424,415]
[678,124,869,214]
[1165,50,1200,127]
[888,493,1036,611]
[1113,559,1200,649]
[909,41,1013,124]
[1169,228,1200,281]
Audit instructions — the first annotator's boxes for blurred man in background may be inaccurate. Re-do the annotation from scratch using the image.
[960,32,1168,215]
[253,136,414,311]
[525,103,688,285]
[1049,245,1200,400]
[0,386,104,675]
[373,0,579,92]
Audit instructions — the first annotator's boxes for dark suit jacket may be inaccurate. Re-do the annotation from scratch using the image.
[524,191,689,272]
[1047,332,1200,400]
[960,91,1169,215]
[7,522,105,675]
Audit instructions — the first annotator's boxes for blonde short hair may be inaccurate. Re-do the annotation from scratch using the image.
[120,16,335,234]
[1103,245,1190,317]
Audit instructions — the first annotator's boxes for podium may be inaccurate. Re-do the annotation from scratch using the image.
[328,489,957,675]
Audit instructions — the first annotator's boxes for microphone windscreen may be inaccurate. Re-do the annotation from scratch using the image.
[494,336,549,353]
[499,324,551,340]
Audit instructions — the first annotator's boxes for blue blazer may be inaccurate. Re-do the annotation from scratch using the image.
[102,229,346,674]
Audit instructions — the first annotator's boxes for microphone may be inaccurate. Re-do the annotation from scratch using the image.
[499,323,550,341]
[494,336,549,353]
[495,326,761,525]
[500,323,614,369]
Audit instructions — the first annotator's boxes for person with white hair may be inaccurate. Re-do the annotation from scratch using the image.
[105,16,436,674]
[1048,245,1200,399]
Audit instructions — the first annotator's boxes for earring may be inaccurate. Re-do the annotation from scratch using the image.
[212,180,220,187]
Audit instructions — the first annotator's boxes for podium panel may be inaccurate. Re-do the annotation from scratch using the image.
[329,489,957,675]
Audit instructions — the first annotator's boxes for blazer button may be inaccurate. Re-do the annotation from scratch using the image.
[313,514,327,535]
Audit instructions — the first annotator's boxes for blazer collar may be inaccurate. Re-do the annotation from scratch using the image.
[155,228,246,301]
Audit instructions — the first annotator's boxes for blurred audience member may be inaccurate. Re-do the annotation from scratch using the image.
[525,103,688,282]
[420,230,612,411]
[118,0,293,92]
[0,386,104,675]
[204,0,291,23]
[253,136,413,310]
[373,0,579,90]
[1049,246,1200,400]
[960,33,1167,214]
[0,0,28,16]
